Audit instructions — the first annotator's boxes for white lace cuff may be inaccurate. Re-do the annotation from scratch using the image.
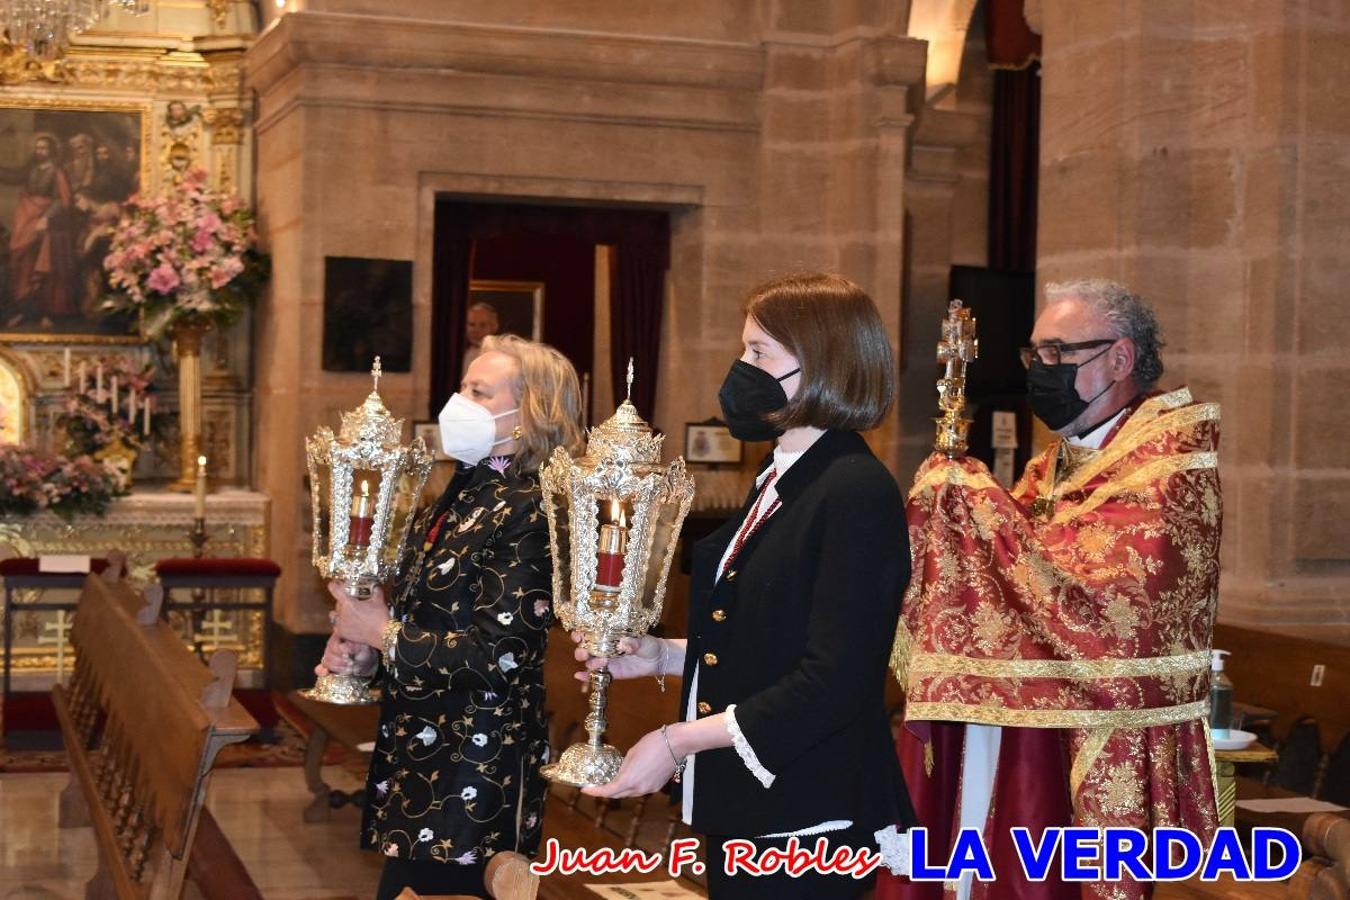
[874,825,913,876]
[724,704,775,788]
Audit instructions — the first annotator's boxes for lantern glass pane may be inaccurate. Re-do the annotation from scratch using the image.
[637,497,682,617]
[545,487,574,613]
[378,470,425,570]
[311,464,332,562]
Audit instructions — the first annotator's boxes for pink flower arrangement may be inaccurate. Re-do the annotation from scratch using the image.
[102,169,267,340]
[0,445,127,519]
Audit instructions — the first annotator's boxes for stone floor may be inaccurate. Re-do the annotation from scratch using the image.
[0,766,381,899]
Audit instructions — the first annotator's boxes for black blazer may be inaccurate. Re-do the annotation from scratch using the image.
[680,429,917,837]
[363,463,553,862]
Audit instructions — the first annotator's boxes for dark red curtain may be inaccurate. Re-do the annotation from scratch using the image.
[985,0,1041,70]
[430,207,473,418]
[985,0,1041,273]
[430,201,669,421]
[610,249,666,422]
[987,62,1040,272]
[472,232,596,388]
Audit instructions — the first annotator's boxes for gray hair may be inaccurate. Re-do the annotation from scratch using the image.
[1044,278,1164,390]
[467,301,499,321]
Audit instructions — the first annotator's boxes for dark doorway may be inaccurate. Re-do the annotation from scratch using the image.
[430,200,670,423]
[949,264,1035,476]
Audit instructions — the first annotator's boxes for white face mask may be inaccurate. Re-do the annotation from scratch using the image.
[437,393,519,466]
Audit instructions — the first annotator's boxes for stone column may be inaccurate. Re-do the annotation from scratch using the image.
[1036,2,1350,643]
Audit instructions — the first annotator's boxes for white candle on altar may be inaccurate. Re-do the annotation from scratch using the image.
[95,363,104,401]
[142,396,152,436]
[63,348,71,387]
[77,360,86,393]
[194,455,208,519]
[128,387,137,419]
[110,376,119,414]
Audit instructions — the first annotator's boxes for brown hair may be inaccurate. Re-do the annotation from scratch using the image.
[745,273,896,432]
[481,334,584,473]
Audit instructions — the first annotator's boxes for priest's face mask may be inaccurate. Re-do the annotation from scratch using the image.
[1024,299,1126,434]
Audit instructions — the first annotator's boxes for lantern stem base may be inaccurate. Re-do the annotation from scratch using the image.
[542,743,624,787]
[299,673,379,705]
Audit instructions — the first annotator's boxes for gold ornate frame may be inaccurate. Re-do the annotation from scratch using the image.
[0,95,152,345]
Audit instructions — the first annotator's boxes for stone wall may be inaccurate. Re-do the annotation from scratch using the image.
[247,3,927,630]
[1036,1,1350,643]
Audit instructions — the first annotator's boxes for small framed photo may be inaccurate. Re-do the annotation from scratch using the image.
[685,418,742,465]
[412,421,449,462]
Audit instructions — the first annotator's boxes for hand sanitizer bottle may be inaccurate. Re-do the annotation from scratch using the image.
[1209,649,1233,740]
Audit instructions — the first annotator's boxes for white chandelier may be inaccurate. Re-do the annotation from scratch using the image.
[1,0,151,61]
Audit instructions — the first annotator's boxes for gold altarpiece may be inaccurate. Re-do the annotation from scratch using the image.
[0,2,269,689]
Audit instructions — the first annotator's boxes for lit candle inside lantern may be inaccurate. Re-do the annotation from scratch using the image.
[194,455,208,519]
[349,479,374,548]
[63,348,71,386]
[595,498,628,592]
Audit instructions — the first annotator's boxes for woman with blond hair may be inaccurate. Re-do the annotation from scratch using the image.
[322,333,583,899]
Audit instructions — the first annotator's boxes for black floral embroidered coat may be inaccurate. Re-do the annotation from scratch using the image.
[361,461,553,865]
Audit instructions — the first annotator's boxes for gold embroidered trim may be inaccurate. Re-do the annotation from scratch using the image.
[908,460,1003,500]
[1203,719,1221,817]
[908,650,1210,680]
[1049,451,1217,525]
[890,622,913,686]
[1071,728,1113,795]
[1056,401,1219,495]
[905,699,1209,729]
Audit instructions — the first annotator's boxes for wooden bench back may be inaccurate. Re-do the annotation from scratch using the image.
[1213,623,1350,753]
[54,570,257,897]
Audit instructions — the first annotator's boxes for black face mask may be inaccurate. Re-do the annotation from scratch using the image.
[1026,346,1113,431]
[718,360,801,442]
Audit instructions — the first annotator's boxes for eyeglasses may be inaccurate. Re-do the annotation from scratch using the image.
[1019,339,1116,369]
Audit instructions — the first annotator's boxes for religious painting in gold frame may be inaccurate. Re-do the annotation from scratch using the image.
[0,97,152,344]
[468,279,545,341]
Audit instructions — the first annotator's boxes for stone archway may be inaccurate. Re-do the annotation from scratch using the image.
[907,0,980,105]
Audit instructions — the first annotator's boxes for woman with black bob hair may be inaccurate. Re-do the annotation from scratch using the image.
[577,272,917,898]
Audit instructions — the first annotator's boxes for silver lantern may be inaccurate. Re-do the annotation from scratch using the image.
[540,363,696,786]
[302,357,434,705]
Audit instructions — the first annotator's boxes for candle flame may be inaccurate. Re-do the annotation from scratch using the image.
[196,455,207,467]
[360,479,370,497]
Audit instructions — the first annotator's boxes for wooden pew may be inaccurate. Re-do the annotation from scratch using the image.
[1285,814,1350,899]
[52,563,259,899]
[393,850,539,899]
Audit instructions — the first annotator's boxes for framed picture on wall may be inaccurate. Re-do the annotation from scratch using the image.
[468,280,544,341]
[412,421,449,461]
[685,418,742,465]
[323,257,413,372]
[0,98,150,342]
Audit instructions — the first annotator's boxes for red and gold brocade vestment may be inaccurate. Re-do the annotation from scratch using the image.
[881,388,1222,900]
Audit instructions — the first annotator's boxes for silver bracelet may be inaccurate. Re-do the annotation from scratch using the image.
[660,723,688,783]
